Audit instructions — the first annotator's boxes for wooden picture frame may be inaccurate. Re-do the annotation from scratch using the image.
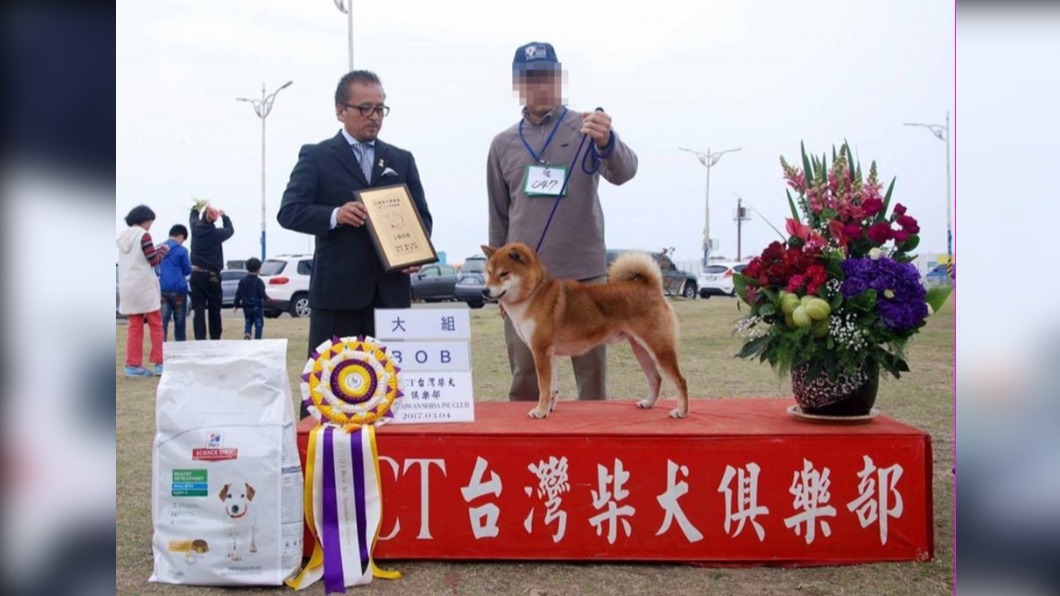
[355,183,438,272]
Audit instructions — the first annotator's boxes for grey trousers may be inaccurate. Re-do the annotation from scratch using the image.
[503,274,608,402]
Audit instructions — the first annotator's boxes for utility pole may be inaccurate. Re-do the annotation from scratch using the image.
[678,146,741,267]
[737,197,743,261]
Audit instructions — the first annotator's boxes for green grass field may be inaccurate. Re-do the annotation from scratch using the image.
[117,297,954,595]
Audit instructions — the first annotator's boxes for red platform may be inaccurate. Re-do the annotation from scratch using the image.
[297,399,933,564]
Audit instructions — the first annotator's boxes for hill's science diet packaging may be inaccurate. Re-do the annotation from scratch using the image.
[150,339,303,586]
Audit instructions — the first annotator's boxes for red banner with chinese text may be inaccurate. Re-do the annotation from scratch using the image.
[297,399,933,564]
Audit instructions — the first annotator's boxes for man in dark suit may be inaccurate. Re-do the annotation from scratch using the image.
[278,70,432,371]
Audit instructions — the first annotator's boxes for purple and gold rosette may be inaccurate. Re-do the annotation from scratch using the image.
[289,335,402,592]
[301,335,402,431]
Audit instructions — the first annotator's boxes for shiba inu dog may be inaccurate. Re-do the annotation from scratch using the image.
[481,242,689,419]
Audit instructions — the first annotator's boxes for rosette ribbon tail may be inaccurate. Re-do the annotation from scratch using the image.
[286,424,399,592]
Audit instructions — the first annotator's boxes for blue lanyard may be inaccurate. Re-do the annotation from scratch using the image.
[519,107,568,164]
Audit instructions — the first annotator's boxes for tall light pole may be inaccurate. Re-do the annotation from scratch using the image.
[679,146,741,267]
[334,0,354,70]
[904,111,953,270]
[237,80,293,262]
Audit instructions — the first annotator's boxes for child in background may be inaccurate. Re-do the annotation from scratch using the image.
[233,258,271,340]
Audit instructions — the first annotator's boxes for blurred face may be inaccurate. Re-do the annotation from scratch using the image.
[513,69,564,112]
[337,82,386,142]
[205,206,220,223]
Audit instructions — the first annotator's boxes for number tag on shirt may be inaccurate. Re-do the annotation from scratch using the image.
[523,164,567,197]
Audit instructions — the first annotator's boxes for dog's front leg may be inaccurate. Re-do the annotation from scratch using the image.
[250,522,257,554]
[529,346,555,419]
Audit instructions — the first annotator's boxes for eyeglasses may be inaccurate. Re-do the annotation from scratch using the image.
[343,103,390,117]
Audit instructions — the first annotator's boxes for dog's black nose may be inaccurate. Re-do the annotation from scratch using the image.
[481,288,490,298]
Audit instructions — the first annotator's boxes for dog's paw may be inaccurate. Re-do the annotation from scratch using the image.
[249,545,257,554]
[528,407,549,419]
[668,408,688,419]
[636,398,655,409]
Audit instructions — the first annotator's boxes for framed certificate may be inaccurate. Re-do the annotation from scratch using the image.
[355,184,438,272]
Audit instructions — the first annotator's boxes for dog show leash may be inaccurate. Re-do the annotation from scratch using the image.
[534,107,611,253]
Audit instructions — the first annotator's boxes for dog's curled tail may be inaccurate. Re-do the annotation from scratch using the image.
[608,252,664,290]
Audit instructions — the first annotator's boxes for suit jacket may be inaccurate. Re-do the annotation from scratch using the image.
[277,132,432,311]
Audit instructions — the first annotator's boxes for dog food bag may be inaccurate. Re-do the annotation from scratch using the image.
[150,339,304,585]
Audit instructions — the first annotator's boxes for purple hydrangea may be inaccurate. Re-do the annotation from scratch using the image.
[840,257,928,332]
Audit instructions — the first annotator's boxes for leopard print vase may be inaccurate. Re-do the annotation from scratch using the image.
[791,363,879,416]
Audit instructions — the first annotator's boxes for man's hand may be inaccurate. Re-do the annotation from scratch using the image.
[400,265,421,275]
[580,110,613,148]
[336,201,369,227]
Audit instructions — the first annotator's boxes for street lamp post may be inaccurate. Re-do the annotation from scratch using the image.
[333,0,354,70]
[237,80,293,262]
[679,146,741,267]
[904,111,953,268]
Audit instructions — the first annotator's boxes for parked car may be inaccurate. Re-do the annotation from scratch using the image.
[924,263,954,288]
[411,263,460,302]
[698,262,747,298]
[454,255,488,309]
[260,254,313,318]
[606,249,698,299]
[220,269,248,307]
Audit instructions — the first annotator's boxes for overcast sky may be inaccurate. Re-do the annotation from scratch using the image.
[117,0,954,268]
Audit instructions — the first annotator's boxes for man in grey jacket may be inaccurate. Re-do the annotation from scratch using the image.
[486,41,639,403]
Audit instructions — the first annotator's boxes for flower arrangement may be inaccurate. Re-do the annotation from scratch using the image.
[734,142,952,387]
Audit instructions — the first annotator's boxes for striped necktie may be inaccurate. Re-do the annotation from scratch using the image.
[352,143,373,182]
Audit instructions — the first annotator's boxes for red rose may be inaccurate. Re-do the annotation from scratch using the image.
[861,197,883,217]
[892,203,907,216]
[897,214,920,234]
[842,223,863,240]
[868,221,893,244]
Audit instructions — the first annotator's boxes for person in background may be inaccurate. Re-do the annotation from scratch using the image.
[158,224,191,341]
[233,257,271,340]
[116,204,169,376]
[189,200,234,340]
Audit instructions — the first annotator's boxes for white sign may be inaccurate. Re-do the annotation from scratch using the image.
[386,341,470,372]
[394,371,475,423]
[375,309,470,340]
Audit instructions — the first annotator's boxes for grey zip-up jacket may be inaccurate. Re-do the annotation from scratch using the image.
[487,106,638,280]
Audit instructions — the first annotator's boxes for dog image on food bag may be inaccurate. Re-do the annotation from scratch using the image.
[219,482,257,560]
[481,242,690,420]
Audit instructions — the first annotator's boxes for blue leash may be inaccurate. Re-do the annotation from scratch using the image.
[534,107,611,253]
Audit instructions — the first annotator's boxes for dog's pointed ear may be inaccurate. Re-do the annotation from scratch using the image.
[508,248,523,263]
[245,483,256,502]
[219,484,230,502]
[481,245,496,257]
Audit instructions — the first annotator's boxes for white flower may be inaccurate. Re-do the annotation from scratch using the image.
[869,247,882,260]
